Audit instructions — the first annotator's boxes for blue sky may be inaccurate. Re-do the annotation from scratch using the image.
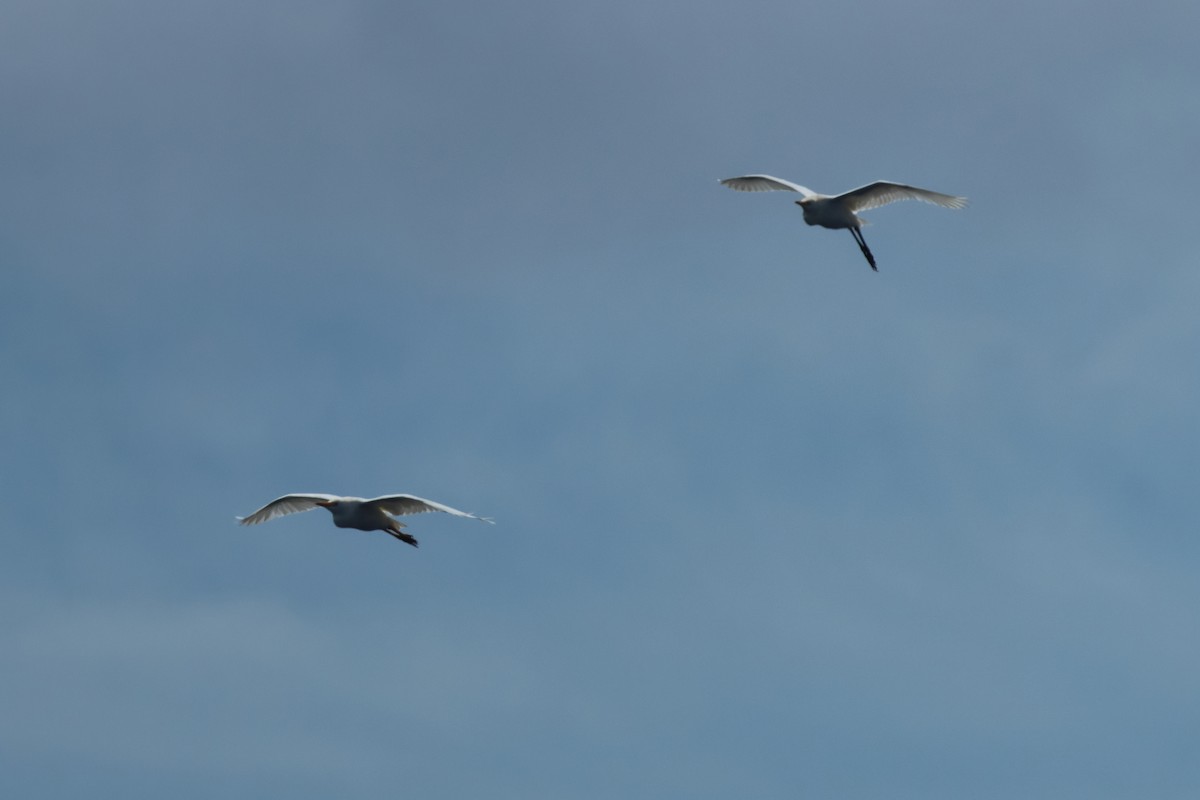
[3,0,1199,797]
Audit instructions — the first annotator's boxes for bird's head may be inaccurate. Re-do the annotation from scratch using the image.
[794,199,812,208]
[316,499,339,509]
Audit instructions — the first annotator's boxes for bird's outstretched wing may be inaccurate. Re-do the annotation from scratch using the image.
[837,181,967,213]
[237,493,340,525]
[719,175,818,199]
[368,494,495,524]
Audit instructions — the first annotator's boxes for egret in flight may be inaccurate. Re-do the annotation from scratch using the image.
[719,175,967,271]
[237,493,494,548]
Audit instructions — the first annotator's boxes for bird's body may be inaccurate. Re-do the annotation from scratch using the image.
[237,493,493,548]
[719,174,967,271]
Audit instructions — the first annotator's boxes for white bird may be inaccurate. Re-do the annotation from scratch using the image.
[719,175,967,271]
[237,493,494,548]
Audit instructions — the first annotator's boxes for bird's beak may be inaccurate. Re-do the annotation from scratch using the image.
[316,500,333,507]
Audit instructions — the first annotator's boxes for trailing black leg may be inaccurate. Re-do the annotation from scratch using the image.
[850,227,877,271]
[387,527,419,547]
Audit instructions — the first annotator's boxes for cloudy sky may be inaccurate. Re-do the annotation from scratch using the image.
[3,0,1199,797]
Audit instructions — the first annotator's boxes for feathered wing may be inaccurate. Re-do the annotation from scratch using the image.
[837,181,968,213]
[368,494,495,524]
[237,493,341,525]
[719,174,818,199]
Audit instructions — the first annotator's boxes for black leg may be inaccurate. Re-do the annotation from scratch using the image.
[850,228,877,272]
[387,528,420,548]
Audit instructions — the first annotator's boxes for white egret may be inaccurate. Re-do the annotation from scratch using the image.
[719,175,967,271]
[237,493,494,548]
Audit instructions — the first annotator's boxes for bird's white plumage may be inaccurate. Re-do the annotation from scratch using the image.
[837,181,968,212]
[719,173,966,271]
[367,494,494,522]
[719,174,817,198]
[719,175,966,210]
[236,492,494,545]
[237,493,341,525]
